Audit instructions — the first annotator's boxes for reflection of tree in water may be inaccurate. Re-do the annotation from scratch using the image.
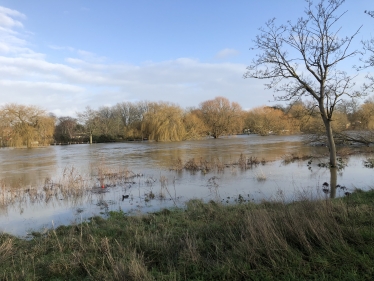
[327,167,350,199]
[145,137,320,169]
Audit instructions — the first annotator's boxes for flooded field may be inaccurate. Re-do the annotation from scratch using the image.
[1,134,373,237]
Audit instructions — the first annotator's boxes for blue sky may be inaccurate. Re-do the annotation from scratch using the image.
[0,0,373,116]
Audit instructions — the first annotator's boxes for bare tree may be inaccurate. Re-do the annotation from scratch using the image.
[244,0,362,167]
[364,10,374,18]
[77,107,100,144]
[360,10,374,93]
[54,116,78,142]
[200,97,243,139]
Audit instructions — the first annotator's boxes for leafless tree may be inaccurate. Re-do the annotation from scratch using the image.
[77,107,100,144]
[244,0,363,167]
[54,116,78,142]
[200,96,243,138]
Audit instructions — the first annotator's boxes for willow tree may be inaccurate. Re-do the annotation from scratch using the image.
[141,102,186,141]
[244,0,362,167]
[183,109,207,140]
[245,106,294,136]
[200,96,243,138]
[0,104,55,147]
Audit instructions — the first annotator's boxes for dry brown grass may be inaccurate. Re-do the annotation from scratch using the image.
[0,165,139,209]
[282,153,313,164]
[170,154,266,174]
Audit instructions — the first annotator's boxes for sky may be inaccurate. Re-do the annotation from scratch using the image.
[0,0,373,117]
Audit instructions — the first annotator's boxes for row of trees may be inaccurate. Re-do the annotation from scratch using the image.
[3,95,374,147]
[68,97,243,143]
[1,1,374,170]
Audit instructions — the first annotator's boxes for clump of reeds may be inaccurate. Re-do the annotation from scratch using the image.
[255,169,267,181]
[364,158,374,168]
[184,158,200,171]
[233,154,262,168]
[247,156,261,167]
[183,157,215,173]
[238,153,247,169]
[282,153,313,165]
[172,154,266,174]
[0,163,145,211]
[170,157,184,171]
[0,166,89,208]
[95,165,137,188]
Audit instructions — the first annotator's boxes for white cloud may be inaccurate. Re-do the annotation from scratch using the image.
[0,80,84,92]
[77,49,107,63]
[48,45,75,52]
[0,6,25,28]
[0,6,274,117]
[215,48,240,59]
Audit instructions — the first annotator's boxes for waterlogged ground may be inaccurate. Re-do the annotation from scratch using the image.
[1,135,374,237]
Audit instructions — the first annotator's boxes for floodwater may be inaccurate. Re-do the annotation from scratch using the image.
[1,135,373,237]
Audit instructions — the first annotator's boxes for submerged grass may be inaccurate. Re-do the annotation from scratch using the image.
[0,165,139,208]
[1,190,374,280]
[171,154,267,174]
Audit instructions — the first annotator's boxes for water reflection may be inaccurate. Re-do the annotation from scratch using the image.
[0,147,58,187]
[1,135,374,237]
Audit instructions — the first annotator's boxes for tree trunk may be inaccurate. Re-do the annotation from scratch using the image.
[89,133,93,144]
[323,119,337,167]
[329,167,337,199]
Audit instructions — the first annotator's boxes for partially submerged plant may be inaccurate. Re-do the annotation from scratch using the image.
[255,169,267,181]
[364,158,374,168]
[282,154,313,165]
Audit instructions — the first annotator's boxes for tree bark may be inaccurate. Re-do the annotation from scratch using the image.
[329,167,337,199]
[323,119,337,167]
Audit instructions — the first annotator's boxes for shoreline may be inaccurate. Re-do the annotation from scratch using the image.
[1,189,373,280]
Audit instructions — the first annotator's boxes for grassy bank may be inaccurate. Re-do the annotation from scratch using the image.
[1,190,374,280]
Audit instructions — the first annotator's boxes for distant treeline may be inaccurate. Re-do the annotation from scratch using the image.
[1,96,374,147]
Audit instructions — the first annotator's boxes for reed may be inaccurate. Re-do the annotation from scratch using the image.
[170,154,267,174]
[282,153,313,165]
[0,165,141,210]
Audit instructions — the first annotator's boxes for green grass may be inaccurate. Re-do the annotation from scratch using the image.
[1,190,374,280]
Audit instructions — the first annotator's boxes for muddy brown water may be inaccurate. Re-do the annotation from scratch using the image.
[1,135,373,237]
